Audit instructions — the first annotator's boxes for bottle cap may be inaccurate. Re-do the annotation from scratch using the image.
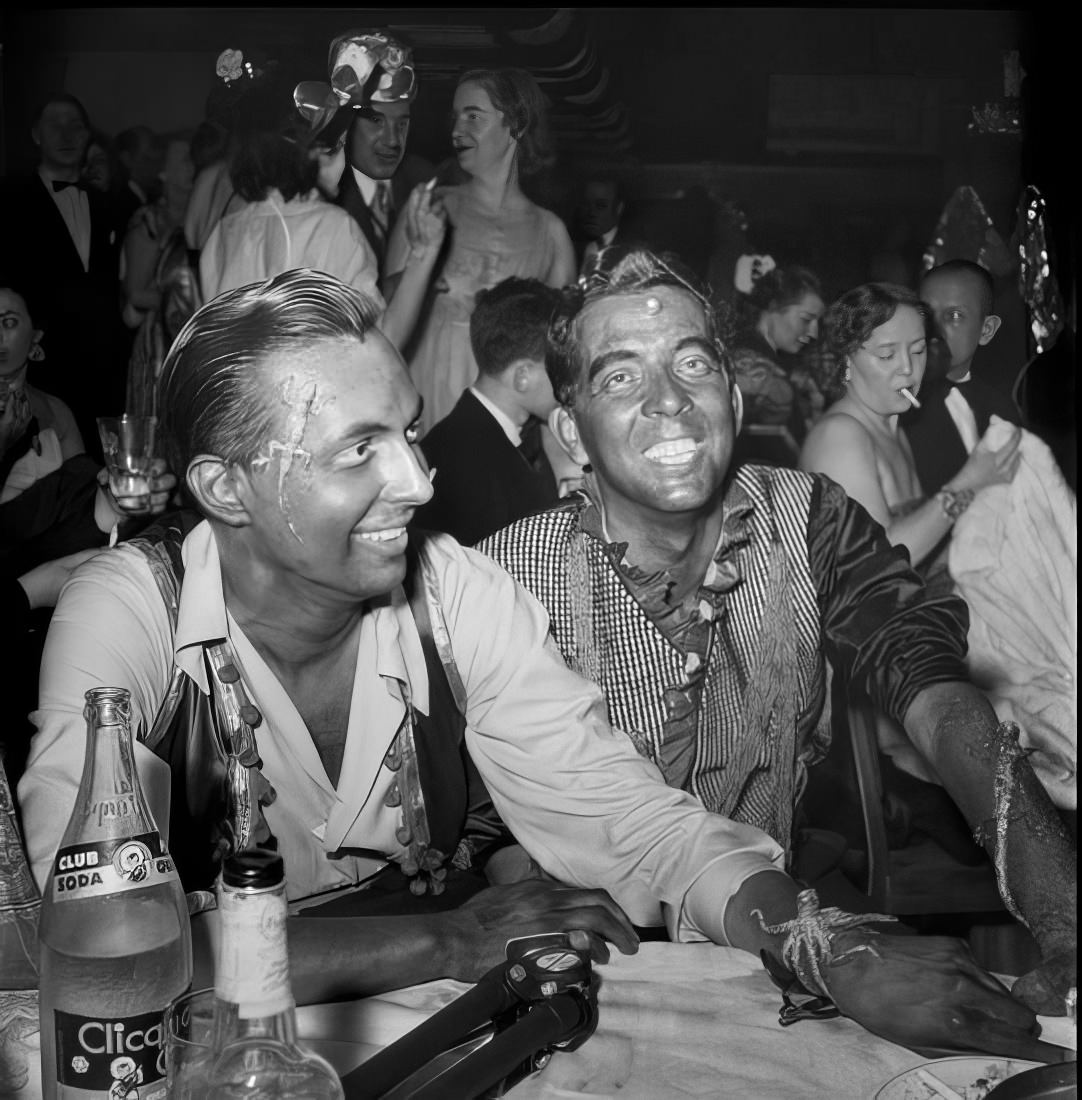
[222,847,284,889]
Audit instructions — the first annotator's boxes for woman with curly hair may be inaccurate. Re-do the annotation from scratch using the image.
[387,67,576,433]
[731,263,825,445]
[800,281,1021,569]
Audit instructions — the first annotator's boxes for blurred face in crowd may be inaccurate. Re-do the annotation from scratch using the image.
[33,101,90,174]
[762,291,824,356]
[846,303,927,416]
[555,286,737,534]
[451,82,516,179]
[579,181,623,241]
[122,131,166,193]
[84,141,112,192]
[161,138,195,199]
[919,268,998,378]
[233,333,433,604]
[347,101,411,180]
[311,132,348,200]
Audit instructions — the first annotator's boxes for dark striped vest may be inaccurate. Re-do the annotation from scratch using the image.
[481,465,831,851]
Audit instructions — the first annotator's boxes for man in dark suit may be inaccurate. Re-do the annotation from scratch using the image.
[575,174,626,281]
[904,259,1021,494]
[415,278,562,546]
[328,30,435,277]
[0,92,126,458]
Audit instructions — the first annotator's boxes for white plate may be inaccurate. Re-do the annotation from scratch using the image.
[876,1056,1045,1100]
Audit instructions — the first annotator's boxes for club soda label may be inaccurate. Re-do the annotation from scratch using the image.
[49,832,179,902]
[53,1006,167,1098]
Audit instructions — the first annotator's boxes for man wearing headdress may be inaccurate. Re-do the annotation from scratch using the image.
[321,30,436,275]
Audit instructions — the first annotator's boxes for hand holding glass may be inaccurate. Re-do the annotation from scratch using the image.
[97,415,159,515]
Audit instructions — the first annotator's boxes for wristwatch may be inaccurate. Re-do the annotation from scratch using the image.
[935,486,975,521]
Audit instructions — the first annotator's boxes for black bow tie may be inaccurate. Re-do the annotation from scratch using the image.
[51,178,88,193]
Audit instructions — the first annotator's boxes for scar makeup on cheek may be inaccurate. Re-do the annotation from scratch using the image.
[249,375,331,542]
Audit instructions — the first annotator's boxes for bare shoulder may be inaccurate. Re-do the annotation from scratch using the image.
[801,408,875,470]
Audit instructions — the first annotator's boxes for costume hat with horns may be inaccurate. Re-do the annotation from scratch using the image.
[294,30,416,143]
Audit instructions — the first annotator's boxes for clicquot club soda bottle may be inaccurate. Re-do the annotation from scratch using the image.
[38,686,192,1099]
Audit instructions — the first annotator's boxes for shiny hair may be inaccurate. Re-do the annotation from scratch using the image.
[817,282,927,400]
[546,248,732,407]
[456,68,554,178]
[471,277,562,377]
[157,269,381,486]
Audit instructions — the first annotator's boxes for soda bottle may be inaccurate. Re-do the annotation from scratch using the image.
[38,686,192,1099]
[206,848,343,1098]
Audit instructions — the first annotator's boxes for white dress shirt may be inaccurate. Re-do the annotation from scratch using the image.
[21,521,784,934]
[580,225,618,278]
[944,378,981,454]
[39,169,91,271]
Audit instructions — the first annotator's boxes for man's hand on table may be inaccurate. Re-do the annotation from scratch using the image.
[822,930,1070,1063]
[1012,946,1077,1016]
[444,880,640,981]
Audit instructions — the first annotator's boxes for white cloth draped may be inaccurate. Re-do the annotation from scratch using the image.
[949,417,1077,809]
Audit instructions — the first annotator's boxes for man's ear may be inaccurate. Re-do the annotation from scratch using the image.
[549,405,590,466]
[979,314,1002,346]
[186,455,251,528]
[730,383,744,435]
[509,357,543,393]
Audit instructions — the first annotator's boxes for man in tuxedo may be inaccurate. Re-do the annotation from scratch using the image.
[414,277,561,545]
[330,30,435,277]
[905,260,1021,494]
[0,92,126,458]
[576,174,626,280]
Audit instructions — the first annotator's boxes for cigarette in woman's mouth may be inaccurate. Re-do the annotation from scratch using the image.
[900,387,921,409]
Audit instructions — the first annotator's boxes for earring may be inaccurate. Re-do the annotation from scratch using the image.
[29,343,45,362]
[843,365,851,385]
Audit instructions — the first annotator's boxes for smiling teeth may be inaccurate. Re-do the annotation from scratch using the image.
[645,438,697,463]
[357,527,406,542]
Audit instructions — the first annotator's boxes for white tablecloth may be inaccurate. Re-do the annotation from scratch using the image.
[3,943,1075,1099]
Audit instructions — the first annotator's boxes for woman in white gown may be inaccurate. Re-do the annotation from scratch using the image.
[385,68,576,434]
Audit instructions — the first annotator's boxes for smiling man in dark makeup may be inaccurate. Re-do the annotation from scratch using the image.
[479,249,1076,1053]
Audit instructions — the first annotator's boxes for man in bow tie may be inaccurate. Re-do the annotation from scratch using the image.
[904,259,1022,494]
[576,174,627,281]
[0,92,126,459]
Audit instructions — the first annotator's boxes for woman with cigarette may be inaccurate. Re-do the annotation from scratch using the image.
[799,281,1021,569]
[799,281,1028,864]
[386,67,576,433]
